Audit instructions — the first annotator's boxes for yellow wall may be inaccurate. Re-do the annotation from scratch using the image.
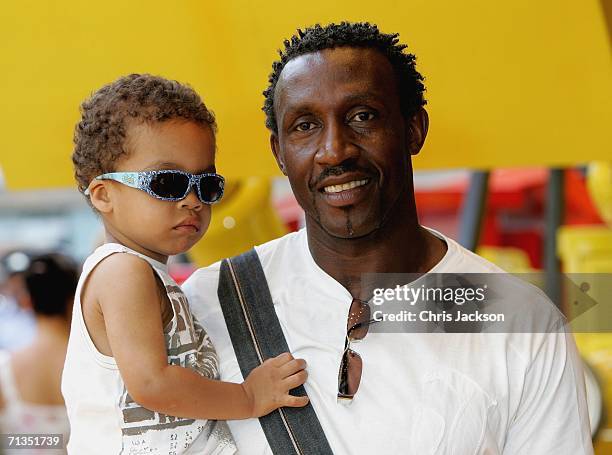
[1,0,610,190]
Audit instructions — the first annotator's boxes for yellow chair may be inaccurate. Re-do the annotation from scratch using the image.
[476,246,535,273]
[587,162,612,226]
[558,226,612,274]
[188,177,287,267]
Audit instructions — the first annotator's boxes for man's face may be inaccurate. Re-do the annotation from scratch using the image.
[271,47,423,238]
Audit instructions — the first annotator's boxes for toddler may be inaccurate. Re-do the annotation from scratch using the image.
[62,74,308,455]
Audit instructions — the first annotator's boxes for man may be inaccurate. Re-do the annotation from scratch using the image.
[184,22,593,454]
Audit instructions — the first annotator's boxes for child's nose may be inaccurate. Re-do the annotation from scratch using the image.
[180,186,202,211]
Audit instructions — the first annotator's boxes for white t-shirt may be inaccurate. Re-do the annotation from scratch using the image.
[183,228,593,455]
[62,243,236,455]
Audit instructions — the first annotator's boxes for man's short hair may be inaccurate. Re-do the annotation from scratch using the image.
[262,21,427,134]
[72,74,216,194]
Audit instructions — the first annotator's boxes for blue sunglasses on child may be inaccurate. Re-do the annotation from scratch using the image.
[84,170,225,204]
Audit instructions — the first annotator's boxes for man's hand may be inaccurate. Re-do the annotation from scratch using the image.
[242,352,309,418]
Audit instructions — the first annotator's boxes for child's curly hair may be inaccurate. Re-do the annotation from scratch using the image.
[73,74,216,194]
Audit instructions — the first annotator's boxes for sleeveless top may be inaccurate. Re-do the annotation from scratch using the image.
[61,243,236,455]
[0,350,70,454]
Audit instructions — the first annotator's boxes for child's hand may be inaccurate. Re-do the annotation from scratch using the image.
[242,352,309,418]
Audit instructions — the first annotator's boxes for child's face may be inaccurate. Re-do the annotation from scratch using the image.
[99,120,216,262]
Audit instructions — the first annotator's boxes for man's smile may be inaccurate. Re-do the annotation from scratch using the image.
[323,178,369,193]
[318,177,373,208]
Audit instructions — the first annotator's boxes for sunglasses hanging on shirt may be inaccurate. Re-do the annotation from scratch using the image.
[338,298,378,402]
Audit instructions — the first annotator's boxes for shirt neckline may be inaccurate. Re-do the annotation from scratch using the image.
[299,225,457,295]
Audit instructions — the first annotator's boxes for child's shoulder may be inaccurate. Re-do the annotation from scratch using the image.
[85,249,158,296]
[91,249,153,275]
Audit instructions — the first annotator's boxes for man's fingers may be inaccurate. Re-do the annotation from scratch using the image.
[283,369,308,390]
[282,394,309,408]
[279,358,307,378]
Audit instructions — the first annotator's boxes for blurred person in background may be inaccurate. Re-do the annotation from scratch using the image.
[0,252,37,350]
[0,253,78,453]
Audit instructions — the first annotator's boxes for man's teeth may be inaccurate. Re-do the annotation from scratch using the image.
[323,179,369,194]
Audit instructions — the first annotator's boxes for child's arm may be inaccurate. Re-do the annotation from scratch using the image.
[88,253,308,420]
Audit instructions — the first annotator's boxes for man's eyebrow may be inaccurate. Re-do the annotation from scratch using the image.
[284,93,384,115]
[282,104,317,117]
[341,92,384,106]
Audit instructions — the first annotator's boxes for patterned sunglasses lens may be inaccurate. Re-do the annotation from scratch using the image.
[338,349,363,400]
[199,175,224,203]
[149,172,191,199]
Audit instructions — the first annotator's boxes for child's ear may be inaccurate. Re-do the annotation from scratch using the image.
[270,134,287,176]
[88,182,113,213]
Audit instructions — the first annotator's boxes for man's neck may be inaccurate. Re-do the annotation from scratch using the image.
[305,212,447,300]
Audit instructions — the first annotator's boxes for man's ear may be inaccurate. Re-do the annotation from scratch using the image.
[88,182,113,214]
[270,134,287,176]
[406,107,429,156]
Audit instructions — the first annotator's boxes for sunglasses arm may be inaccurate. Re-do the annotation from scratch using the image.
[83,172,144,196]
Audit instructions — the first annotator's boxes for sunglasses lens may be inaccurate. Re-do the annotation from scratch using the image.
[150,172,190,199]
[348,299,371,341]
[338,349,363,400]
[199,175,224,203]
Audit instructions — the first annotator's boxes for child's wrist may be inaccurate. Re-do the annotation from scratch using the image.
[240,381,256,418]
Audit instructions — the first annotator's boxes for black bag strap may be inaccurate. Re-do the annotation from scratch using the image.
[217,249,334,455]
